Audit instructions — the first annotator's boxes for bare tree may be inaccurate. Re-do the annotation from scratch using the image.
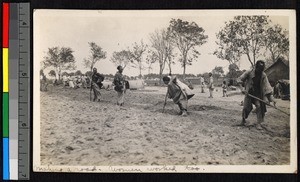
[145,50,159,75]
[128,40,148,78]
[149,29,176,83]
[164,30,176,76]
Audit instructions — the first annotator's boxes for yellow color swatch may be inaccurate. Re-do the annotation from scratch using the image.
[3,48,9,92]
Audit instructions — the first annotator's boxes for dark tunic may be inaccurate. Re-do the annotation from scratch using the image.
[238,68,273,119]
[92,73,104,88]
[113,71,124,92]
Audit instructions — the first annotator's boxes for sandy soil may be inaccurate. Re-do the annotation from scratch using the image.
[40,85,290,166]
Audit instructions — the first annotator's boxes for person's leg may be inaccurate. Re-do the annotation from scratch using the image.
[209,88,213,98]
[93,86,97,102]
[240,96,253,125]
[177,99,188,116]
[120,91,124,106]
[96,90,101,102]
[117,92,121,105]
[95,85,101,101]
[253,100,264,129]
[117,91,124,105]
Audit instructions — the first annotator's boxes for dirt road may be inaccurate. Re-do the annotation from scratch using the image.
[40,85,290,166]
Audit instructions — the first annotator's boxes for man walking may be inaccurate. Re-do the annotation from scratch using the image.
[91,68,104,102]
[238,60,276,129]
[114,65,126,106]
[163,76,194,116]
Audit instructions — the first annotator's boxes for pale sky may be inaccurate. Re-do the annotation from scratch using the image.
[34,10,290,77]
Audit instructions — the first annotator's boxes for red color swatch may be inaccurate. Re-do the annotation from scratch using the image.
[3,3,9,48]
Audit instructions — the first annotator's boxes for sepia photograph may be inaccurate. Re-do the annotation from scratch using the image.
[33,10,297,173]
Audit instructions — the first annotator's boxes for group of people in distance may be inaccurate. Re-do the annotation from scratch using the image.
[199,72,228,98]
[62,74,89,89]
[90,60,276,130]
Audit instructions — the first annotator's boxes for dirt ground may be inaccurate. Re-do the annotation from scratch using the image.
[40,85,290,166]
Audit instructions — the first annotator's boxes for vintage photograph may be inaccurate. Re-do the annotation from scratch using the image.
[33,10,297,173]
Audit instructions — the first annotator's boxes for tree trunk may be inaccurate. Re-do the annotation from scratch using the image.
[138,60,142,79]
[168,56,172,76]
[246,53,254,68]
[57,67,61,80]
[55,68,59,80]
[159,71,162,85]
[182,54,187,78]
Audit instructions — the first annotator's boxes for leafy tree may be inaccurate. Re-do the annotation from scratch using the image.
[212,66,224,80]
[226,63,241,79]
[215,16,269,67]
[128,40,148,78]
[85,71,93,77]
[48,70,56,77]
[264,24,289,63]
[110,50,132,69]
[75,70,82,76]
[167,19,208,78]
[214,39,242,65]
[84,42,106,71]
[43,47,76,80]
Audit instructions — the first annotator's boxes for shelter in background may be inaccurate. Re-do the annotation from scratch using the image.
[128,79,145,90]
[265,59,289,86]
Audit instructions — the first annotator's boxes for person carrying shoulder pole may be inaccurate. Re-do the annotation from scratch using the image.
[237,60,276,130]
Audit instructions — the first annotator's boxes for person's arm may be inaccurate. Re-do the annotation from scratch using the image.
[167,86,171,99]
[237,70,249,94]
[266,93,276,107]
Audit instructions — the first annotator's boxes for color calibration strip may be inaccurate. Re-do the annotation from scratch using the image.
[2,2,30,180]
[18,3,30,180]
[9,3,20,180]
[3,3,10,180]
